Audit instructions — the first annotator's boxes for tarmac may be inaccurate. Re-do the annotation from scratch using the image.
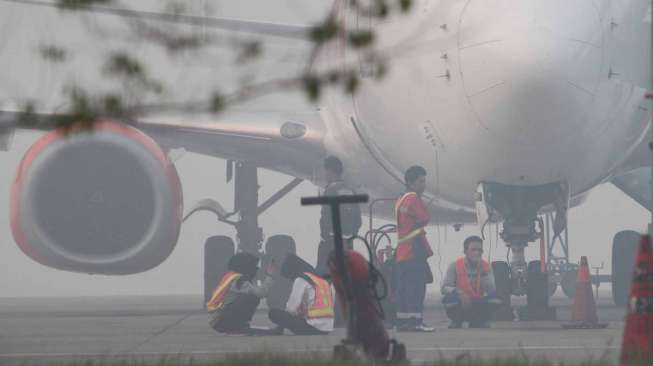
[0,291,627,365]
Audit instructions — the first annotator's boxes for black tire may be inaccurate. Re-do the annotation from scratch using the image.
[263,235,296,309]
[203,236,235,307]
[612,230,640,306]
[492,261,511,300]
[547,280,558,298]
[492,261,514,321]
[560,267,578,300]
[526,260,549,308]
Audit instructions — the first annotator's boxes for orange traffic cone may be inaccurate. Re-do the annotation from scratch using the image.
[561,256,608,329]
[619,235,653,366]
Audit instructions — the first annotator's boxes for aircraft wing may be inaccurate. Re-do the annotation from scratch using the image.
[137,109,326,179]
[0,108,327,180]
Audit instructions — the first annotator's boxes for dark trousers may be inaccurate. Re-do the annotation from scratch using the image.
[316,238,354,276]
[395,261,429,327]
[443,293,493,326]
[316,239,333,277]
[316,238,348,328]
[268,309,328,335]
[211,295,260,334]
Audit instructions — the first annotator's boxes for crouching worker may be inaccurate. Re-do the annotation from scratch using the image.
[207,253,275,335]
[269,254,334,335]
[441,236,500,329]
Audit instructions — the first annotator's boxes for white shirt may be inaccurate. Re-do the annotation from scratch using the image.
[285,277,334,332]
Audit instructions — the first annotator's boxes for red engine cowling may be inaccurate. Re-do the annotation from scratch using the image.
[10,121,183,275]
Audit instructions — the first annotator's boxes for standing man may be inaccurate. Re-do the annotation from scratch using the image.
[394,165,435,332]
[315,156,362,275]
[441,235,499,329]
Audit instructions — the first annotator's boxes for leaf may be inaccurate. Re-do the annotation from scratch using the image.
[57,0,113,10]
[39,45,67,62]
[399,0,413,12]
[103,53,144,78]
[102,94,124,115]
[211,92,225,113]
[309,17,340,44]
[302,75,321,101]
[345,73,359,94]
[348,31,375,48]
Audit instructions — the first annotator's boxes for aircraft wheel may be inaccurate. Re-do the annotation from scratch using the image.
[492,261,514,321]
[560,267,578,300]
[526,260,548,307]
[263,235,296,309]
[204,236,235,307]
[547,280,558,298]
[612,230,640,306]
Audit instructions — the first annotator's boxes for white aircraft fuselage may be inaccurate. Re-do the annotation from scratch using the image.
[317,0,651,220]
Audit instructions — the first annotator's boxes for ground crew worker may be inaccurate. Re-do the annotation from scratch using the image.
[394,165,435,332]
[316,156,362,276]
[441,235,499,329]
[207,253,277,335]
[269,254,335,335]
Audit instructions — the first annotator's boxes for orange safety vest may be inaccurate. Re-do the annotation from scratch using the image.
[455,257,490,300]
[304,272,335,319]
[395,192,433,262]
[206,271,242,312]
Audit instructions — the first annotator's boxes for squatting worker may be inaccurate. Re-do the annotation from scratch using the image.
[316,156,362,276]
[394,165,435,332]
[441,235,500,329]
[269,254,334,335]
[207,253,277,335]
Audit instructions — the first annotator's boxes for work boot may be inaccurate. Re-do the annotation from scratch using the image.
[269,326,284,335]
[414,323,436,332]
[448,321,462,329]
[398,322,435,333]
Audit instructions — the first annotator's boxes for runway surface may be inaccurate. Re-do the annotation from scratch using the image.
[0,291,627,365]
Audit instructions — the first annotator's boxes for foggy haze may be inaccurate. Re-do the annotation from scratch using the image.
[0,127,648,297]
[0,0,650,298]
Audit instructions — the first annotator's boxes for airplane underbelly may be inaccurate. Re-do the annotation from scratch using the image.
[345,0,650,208]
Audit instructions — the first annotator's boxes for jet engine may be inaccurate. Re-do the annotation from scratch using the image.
[10,121,183,275]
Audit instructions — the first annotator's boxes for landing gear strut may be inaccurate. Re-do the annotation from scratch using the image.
[542,212,578,299]
[477,181,567,321]
[185,161,303,308]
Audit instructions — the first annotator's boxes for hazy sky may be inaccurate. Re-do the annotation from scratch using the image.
[0,0,650,298]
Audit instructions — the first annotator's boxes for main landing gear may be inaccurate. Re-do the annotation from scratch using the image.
[184,161,303,308]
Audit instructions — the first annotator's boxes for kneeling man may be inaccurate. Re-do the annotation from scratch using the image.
[441,236,499,328]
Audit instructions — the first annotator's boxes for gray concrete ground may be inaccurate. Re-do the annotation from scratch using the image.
[0,291,627,365]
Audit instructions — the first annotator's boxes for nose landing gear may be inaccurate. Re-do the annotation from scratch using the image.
[477,181,567,321]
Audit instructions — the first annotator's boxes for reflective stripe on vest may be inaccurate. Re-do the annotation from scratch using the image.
[395,192,431,262]
[455,257,490,300]
[398,228,426,244]
[304,272,334,319]
[206,271,242,312]
[394,192,416,218]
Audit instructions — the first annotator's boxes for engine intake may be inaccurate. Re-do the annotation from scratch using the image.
[10,121,183,274]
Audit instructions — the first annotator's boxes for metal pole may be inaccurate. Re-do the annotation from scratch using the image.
[301,194,369,342]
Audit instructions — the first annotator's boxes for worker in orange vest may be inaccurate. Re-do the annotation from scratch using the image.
[394,165,435,332]
[269,254,335,335]
[206,253,277,335]
[441,236,499,329]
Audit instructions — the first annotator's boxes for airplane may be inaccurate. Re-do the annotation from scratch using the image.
[0,0,651,318]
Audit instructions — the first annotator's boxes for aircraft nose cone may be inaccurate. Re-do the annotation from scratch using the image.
[458,0,604,148]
